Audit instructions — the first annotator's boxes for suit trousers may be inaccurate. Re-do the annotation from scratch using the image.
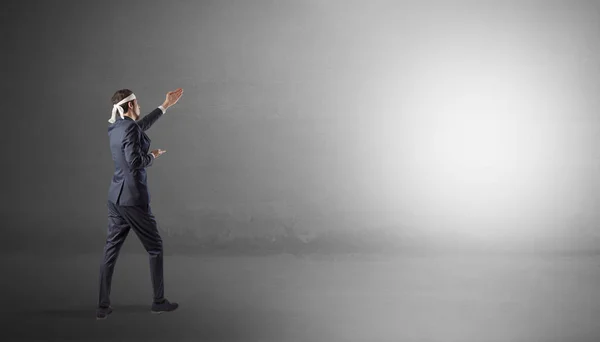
[98,200,165,308]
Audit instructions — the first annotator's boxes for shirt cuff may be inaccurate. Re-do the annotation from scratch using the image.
[158,105,166,114]
[149,152,155,159]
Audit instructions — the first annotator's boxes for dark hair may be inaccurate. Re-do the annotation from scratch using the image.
[111,89,134,114]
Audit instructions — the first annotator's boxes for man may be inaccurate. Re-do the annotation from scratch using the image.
[97,88,184,320]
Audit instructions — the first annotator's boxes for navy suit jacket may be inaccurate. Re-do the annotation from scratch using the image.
[107,108,164,206]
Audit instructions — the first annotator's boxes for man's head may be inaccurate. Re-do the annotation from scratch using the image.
[111,89,141,120]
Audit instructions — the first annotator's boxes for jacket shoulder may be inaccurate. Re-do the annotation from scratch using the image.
[108,121,139,143]
[109,120,138,131]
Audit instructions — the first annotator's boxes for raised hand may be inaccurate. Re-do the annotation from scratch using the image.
[163,88,184,109]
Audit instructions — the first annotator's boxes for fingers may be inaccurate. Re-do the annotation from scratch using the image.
[164,88,183,107]
[153,150,166,158]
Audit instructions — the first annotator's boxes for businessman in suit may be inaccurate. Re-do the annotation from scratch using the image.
[97,88,184,320]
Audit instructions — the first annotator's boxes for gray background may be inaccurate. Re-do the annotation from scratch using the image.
[5,0,600,255]
[4,2,600,341]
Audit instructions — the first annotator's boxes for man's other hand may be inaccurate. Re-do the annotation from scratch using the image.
[151,149,167,158]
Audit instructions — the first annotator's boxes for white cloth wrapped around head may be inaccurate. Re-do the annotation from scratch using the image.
[108,93,136,123]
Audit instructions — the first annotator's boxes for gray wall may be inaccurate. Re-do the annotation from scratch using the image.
[4,0,600,254]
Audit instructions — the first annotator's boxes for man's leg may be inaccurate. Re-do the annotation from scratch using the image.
[119,203,165,304]
[98,200,131,309]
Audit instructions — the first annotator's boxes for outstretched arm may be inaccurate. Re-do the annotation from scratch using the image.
[137,88,184,131]
[137,107,165,132]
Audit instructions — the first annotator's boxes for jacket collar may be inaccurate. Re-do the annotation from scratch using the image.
[117,116,135,122]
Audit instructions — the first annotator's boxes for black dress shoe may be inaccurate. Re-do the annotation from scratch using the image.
[151,299,179,314]
[96,306,113,320]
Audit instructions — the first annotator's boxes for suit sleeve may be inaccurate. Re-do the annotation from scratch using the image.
[123,123,154,170]
[137,107,165,132]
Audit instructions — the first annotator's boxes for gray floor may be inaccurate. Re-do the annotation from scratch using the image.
[2,252,600,342]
